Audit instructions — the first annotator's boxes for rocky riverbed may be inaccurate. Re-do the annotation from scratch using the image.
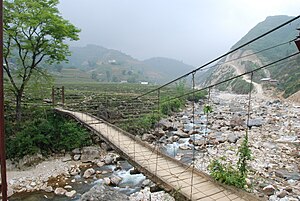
[142,91,300,201]
[5,146,175,201]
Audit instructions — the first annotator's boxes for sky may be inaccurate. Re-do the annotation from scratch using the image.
[58,0,300,66]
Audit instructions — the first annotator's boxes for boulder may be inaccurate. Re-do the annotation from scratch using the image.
[142,134,156,142]
[262,185,276,196]
[72,148,81,155]
[275,169,300,180]
[173,130,189,138]
[230,116,244,127]
[83,168,96,179]
[246,118,263,128]
[62,154,72,162]
[104,155,114,165]
[80,185,128,201]
[97,161,105,167]
[66,190,77,198]
[17,153,44,167]
[141,179,151,188]
[73,154,81,161]
[110,175,122,186]
[43,186,53,193]
[154,129,165,138]
[158,119,176,131]
[227,133,239,143]
[179,144,192,150]
[54,187,67,195]
[103,177,111,185]
[80,146,101,162]
[277,190,288,198]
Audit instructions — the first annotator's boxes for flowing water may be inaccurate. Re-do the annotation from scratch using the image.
[9,160,146,201]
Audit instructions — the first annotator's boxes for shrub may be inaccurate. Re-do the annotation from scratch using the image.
[208,159,246,189]
[187,91,208,102]
[160,98,183,115]
[208,132,251,189]
[6,110,92,159]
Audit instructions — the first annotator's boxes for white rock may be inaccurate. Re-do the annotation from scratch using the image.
[65,190,76,198]
[83,168,96,178]
[54,187,67,195]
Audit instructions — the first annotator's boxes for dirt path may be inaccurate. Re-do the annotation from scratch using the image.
[228,62,264,97]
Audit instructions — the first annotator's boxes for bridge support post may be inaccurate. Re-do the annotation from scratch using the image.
[0,0,8,199]
[190,72,196,200]
[155,89,160,178]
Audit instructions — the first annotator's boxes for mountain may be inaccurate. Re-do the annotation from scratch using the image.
[201,15,300,97]
[59,44,195,83]
[143,57,194,80]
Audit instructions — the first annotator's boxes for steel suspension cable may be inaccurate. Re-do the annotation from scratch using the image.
[134,15,300,100]
[161,51,300,104]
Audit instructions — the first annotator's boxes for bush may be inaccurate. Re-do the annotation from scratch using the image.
[208,159,246,189]
[6,110,92,159]
[187,91,208,102]
[160,98,183,115]
[120,113,161,135]
[208,132,251,189]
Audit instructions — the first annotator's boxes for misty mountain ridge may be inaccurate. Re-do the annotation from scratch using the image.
[201,15,300,97]
[61,44,195,83]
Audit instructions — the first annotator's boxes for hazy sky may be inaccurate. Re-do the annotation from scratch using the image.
[58,0,300,66]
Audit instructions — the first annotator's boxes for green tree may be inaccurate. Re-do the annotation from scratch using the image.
[3,0,80,120]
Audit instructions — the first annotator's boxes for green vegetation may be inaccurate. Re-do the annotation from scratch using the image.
[120,113,161,135]
[237,131,252,176]
[203,104,213,114]
[61,45,195,84]
[241,61,266,83]
[209,132,251,189]
[231,78,253,94]
[208,159,246,189]
[186,91,208,102]
[3,0,80,120]
[204,16,300,97]
[160,98,183,116]
[6,110,91,159]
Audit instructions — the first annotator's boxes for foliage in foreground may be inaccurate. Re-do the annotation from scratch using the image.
[208,132,252,189]
[6,110,92,159]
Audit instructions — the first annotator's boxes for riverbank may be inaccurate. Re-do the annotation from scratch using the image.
[4,145,175,201]
[144,91,300,201]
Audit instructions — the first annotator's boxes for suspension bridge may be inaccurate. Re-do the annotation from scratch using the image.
[1,14,299,201]
[56,107,259,201]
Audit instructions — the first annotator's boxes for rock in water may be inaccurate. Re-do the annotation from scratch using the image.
[80,185,128,201]
[54,187,67,195]
[66,190,76,198]
[83,168,96,178]
[110,175,122,186]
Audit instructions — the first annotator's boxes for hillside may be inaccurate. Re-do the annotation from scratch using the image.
[201,15,300,97]
[143,57,194,80]
[58,45,195,84]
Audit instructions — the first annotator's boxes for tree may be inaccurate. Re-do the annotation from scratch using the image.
[3,0,80,120]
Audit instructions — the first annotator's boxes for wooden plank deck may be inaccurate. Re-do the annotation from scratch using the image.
[56,108,261,201]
